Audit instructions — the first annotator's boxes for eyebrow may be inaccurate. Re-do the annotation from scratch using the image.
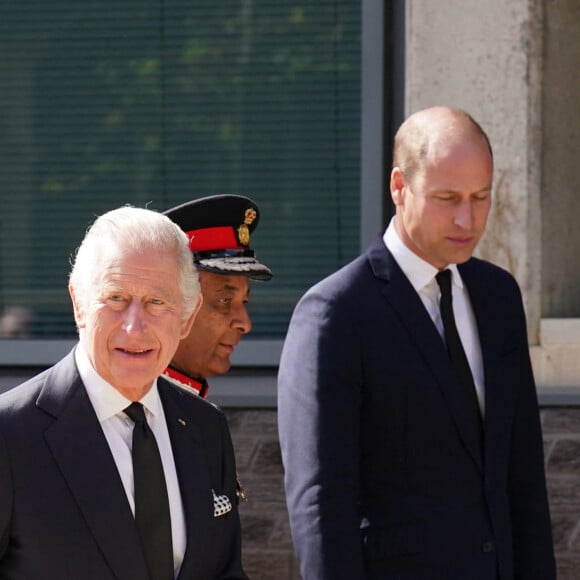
[431,184,492,195]
[102,283,176,300]
[219,284,251,296]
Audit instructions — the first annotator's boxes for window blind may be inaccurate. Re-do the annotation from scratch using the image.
[0,0,360,340]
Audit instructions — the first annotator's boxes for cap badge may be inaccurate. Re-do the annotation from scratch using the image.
[237,208,257,246]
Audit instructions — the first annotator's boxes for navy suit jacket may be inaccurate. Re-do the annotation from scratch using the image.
[278,237,555,580]
[0,348,246,580]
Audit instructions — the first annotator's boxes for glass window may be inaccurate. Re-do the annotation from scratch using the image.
[0,0,361,343]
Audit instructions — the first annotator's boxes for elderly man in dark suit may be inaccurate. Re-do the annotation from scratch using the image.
[278,106,556,579]
[0,206,247,579]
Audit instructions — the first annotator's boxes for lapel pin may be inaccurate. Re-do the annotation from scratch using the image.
[178,418,187,426]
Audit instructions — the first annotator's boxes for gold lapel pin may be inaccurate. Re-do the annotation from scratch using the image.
[178,418,187,426]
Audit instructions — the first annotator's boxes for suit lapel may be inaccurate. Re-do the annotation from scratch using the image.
[368,240,483,472]
[159,382,213,580]
[39,351,149,580]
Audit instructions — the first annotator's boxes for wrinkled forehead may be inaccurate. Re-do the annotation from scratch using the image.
[92,244,180,287]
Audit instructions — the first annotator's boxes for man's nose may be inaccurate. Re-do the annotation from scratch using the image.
[122,300,146,334]
[453,201,474,229]
[232,304,252,335]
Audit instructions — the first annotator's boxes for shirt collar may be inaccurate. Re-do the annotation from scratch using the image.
[383,217,464,291]
[75,344,161,422]
[163,366,208,398]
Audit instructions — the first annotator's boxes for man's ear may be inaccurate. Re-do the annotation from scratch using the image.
[180,294,203,339]
[69,284,86,329]
[390,166,406,206]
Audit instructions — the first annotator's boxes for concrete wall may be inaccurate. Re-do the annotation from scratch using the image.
[533,0,580,390]
[542,0,580,319]
[405,0,580,390]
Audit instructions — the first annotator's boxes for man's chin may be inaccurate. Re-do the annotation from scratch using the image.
[442,246,478,266]
[206,357,232,378]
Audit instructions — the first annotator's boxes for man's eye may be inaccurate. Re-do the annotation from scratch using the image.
[150,298,164,305]
[105,294,127,309]
[218,297,231,305]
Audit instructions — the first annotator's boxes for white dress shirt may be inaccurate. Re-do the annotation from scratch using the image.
[75,345,187,576]
[383,218,485,416]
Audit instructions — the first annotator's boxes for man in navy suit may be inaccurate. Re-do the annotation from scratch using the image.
[0,206,247,579]
[278,106,556,579]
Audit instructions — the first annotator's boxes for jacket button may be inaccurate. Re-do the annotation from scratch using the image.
[481,541,495,553]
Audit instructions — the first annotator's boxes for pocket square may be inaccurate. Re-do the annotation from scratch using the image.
[212,489,233,517]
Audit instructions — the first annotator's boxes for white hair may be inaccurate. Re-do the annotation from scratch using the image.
[69,206,199,319]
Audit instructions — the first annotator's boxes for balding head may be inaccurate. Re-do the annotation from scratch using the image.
[392,106,493,181]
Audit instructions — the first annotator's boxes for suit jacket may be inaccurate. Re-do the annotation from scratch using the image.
[278,237,555,580]
[0,348,247,580]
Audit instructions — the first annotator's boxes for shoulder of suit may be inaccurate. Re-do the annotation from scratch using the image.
[300,250,371,303]
[460,256,521,294]
[462,256,515,278]
[0,365,51,412]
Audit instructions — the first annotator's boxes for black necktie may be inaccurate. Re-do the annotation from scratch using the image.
[124,402,174,580]
[435,270,483,454]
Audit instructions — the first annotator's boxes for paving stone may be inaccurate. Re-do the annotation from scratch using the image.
[542,407,580,435]
[270,516,295,549]
[548,476,580,511]
[242,550,295,580]
[556,553,580,580]
[240,513,276,544]
[231,434,258,470]
[543,437,557,465]
[551,512,580,549]
[240,410,279,435]
[547,439,580,475]
[252,439,284,474]
[223,409,245,432]
[237,474,287,505]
